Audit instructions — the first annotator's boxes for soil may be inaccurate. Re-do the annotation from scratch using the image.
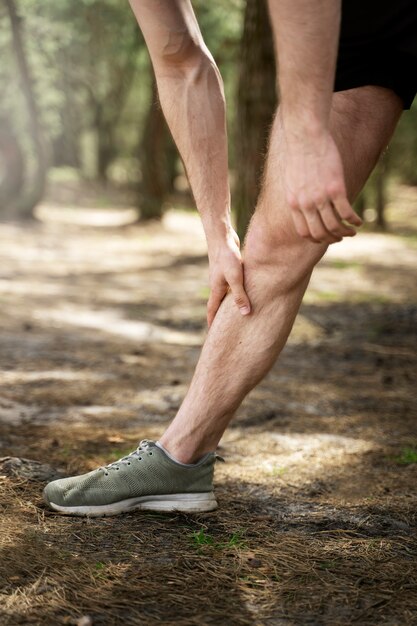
[0,183,416,625]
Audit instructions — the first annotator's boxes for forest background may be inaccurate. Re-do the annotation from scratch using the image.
[2,0,417,235]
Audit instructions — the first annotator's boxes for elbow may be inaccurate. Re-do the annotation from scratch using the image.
[154,30,218,80]
[159,27,205,65]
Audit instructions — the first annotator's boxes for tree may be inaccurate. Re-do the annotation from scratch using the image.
[390,104,417,187]
[0,117,25,208]
[82,2,141,180]
[137,72,175,221]
[234,0,277,241]
[11,0,144,181]
[374,158,388,230]
[3,0,48,219]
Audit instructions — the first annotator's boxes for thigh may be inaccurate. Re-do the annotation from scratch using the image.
[330,86,403,200]
[248,85,403,248]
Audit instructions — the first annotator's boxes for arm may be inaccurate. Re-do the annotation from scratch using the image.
[128,0,251,325]
[268,0,362,243]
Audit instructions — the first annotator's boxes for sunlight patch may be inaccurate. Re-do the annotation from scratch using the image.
[35,204,138,227]
[33,306,202,346]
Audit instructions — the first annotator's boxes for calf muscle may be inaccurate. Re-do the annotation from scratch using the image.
[159,87,403,463]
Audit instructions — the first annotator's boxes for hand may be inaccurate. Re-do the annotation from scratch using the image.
[206,228,251,327]
[283,125,363,244]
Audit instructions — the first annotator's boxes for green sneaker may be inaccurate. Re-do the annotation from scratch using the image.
[43,440,218,517]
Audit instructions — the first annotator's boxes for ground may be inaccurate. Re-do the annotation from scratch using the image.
[0,182,416,625]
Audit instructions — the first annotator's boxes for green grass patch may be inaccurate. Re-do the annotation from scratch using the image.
[93,561,108,579]
[106,447,135,462]
[59,444,73,458]
[355,293,392,304]
[313,290,340,302]
[199,286,210,299]
[270,465,287,477]
[318,560,339,571]
[190,528,246,550]
[394,447,417,465]
[328,260,361,270]
[190,528,215,547]
[94,561,105,571]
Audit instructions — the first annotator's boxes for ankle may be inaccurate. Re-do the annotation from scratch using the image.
[157,437,210,465]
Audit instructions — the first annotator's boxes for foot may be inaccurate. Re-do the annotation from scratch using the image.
[43,440,218,517]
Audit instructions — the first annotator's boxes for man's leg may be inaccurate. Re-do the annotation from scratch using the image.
[43,86,403,515]
[159,86,403,463]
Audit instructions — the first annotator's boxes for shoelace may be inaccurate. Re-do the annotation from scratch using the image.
[99,440,153,475]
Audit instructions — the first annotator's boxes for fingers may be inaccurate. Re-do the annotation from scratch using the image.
[207,284,228,328]
[291,207,311,240]
[318,203,356,239]
[206,268,251,328]
[290,194,361,244]
[331,191,363,227]
[228,267,251,316]
[293,193,341,244]
[304,208,340,244]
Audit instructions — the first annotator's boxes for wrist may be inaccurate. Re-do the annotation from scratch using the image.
[202,213,233,244]
[281,106,329,140]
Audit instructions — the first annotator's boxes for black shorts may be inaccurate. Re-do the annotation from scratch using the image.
[334,0,417,109]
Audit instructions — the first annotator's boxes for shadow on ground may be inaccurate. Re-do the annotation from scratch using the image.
[0,202,416,624]
[1,467,416,625]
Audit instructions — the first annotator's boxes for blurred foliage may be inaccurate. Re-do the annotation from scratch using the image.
[0,0,416,224]
[390,107,417,186]
[0,0,243,184]
[235,0,276,240]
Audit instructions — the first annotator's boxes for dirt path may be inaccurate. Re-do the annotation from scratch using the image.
[1,189,416,625]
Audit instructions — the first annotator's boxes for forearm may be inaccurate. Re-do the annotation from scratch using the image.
[155,54,231,242]
[268,0,341,132]
[128,0,231,243]
[129,0,252,323]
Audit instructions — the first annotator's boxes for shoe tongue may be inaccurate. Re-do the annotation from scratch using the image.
[139,439,155,449]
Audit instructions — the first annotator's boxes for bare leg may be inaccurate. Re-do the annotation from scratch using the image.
[160,86,403,462]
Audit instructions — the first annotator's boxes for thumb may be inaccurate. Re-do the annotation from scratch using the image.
[230,277,251,317]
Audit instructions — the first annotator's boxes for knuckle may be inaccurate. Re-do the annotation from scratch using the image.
[300,200,315,213]
[234,294,247,307]
[287,195,300,211]
[313,193,326,207]
[327,181,344,196]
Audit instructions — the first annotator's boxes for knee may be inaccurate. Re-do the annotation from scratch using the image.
[243,218,327,292]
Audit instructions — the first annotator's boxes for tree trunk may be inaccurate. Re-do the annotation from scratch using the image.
[138,74,171,221]
[354,192,366,220]
[235,0,277,241]
[52,57,81,168]
[95,102,114,182]
[4,0,48,219]
[375,159,387,231]
[0,119,25,206]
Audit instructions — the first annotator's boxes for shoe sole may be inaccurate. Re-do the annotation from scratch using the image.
[44,491,218,517]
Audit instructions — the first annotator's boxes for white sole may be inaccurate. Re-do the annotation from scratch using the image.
[47,492,218,517]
